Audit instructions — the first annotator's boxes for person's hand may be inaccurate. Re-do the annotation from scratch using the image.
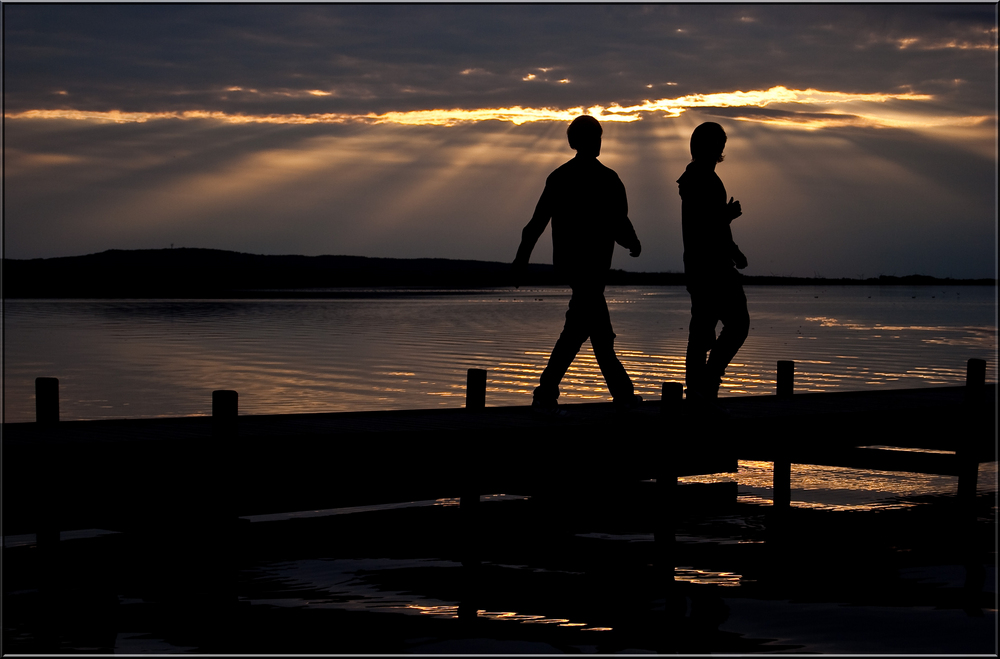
[727,197,742,222]
[511,260,527,288]
[733,250,748,270]
[630,241,642,258]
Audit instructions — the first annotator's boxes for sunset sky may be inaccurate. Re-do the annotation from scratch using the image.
[4,4,997,279]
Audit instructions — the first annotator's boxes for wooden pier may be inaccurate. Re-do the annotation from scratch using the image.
[3,360,994,543]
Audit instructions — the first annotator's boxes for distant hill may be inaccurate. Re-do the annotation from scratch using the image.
[3,248,994,298]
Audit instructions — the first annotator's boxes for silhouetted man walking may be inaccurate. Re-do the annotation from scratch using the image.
[513,115,643,412]
[678,122,749,407]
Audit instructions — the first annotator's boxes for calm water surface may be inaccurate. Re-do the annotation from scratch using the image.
[5,285,995,422]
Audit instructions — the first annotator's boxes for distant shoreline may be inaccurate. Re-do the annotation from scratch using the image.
[4,248,995,298]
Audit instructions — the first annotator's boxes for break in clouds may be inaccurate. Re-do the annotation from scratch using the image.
[3,4,997,278]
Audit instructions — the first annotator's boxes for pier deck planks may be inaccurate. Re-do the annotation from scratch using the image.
[3,384,994,534]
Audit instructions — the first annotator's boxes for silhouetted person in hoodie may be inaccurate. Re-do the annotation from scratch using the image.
[513,115,643,412]
[678,122,749,406]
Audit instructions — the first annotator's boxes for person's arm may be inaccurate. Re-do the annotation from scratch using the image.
[681,180,735,228]
[612,177,641,258]
[731,243,748,269]
[511,184,553,287]
[726,197,742,223]
[514,184,553,266]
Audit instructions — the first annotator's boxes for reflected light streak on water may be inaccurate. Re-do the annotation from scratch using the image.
[679,460,998,511]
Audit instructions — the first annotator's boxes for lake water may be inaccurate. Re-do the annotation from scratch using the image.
[3,284,996,510]
[3,285,995,422]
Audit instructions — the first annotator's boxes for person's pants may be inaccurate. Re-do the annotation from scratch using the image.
[533,284,635,404]
[685,281,750,399]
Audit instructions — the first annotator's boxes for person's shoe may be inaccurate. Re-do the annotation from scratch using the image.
[684,389,729,419]
[686,393,731,419]
[614,394,643,413]
[532,397,570,418]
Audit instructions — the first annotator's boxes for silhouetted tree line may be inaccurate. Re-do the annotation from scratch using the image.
[3,248,994,298]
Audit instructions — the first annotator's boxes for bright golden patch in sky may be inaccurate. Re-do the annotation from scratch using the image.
[5,86,990,131]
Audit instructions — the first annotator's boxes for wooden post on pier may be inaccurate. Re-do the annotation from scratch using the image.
[466,368,487,410]
[777,360,794,398]
[661,382,683,414]
[656,383,683,589]
[957,359,986,517]
[774,362,794,510]
[212,390,238,437]
[35,377,59,424]
[461,369,484,564]
[965,358,986,404]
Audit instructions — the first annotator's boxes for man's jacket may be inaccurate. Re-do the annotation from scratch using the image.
[677,160,744,287]
[517,155,640,284]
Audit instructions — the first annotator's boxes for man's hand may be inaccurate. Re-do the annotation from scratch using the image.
[511,259,527,288]
[727,197,742,222]
[630,241,642,258]
[733,249,748,270]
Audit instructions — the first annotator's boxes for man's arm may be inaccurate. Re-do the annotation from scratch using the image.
[511,185,553,286]
[612,177,641,257]
[514,185,553,265]
[732,243,748,269]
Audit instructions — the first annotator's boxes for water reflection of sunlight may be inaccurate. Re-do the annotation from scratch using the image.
[674,567,745,587]
[399,604,611,630]
[726,460,997,511]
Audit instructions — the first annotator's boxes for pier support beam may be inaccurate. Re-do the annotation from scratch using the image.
[774,362,794,511]
[211,390,238,616]
[965,358,986,404]
[656,383,683,589]
[34,377,62,649]
[466,369,487,409]
[35,377,60,424]
[460,489,481,567]
[35,378,61,549]
[772,459,791,510]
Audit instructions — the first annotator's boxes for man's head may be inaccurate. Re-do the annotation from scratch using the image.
[690,122,727,163]
[567,115,602,157]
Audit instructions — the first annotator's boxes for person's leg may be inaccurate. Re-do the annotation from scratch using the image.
[685,288,720,400]
[576,285,635,403]
[704,283,749,397]
[533,289,590,405]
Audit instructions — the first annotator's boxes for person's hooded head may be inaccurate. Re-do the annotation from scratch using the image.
[567,115,602,158]
[690,122,727,164]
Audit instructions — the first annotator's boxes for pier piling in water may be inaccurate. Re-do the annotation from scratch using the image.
[466,368,487,409]
[773,361,794,509]
[210,390,239,604]
[34,377,61,548]
[461,369,485,564]
[656,383,683,588]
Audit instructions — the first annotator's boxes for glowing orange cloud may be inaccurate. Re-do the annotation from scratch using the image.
[4,85,988,131]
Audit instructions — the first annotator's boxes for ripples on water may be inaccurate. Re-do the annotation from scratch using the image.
[4,285,995,422]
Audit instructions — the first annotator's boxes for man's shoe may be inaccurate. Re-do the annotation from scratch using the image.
[614,394,643,412]
[532,398,570,418]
